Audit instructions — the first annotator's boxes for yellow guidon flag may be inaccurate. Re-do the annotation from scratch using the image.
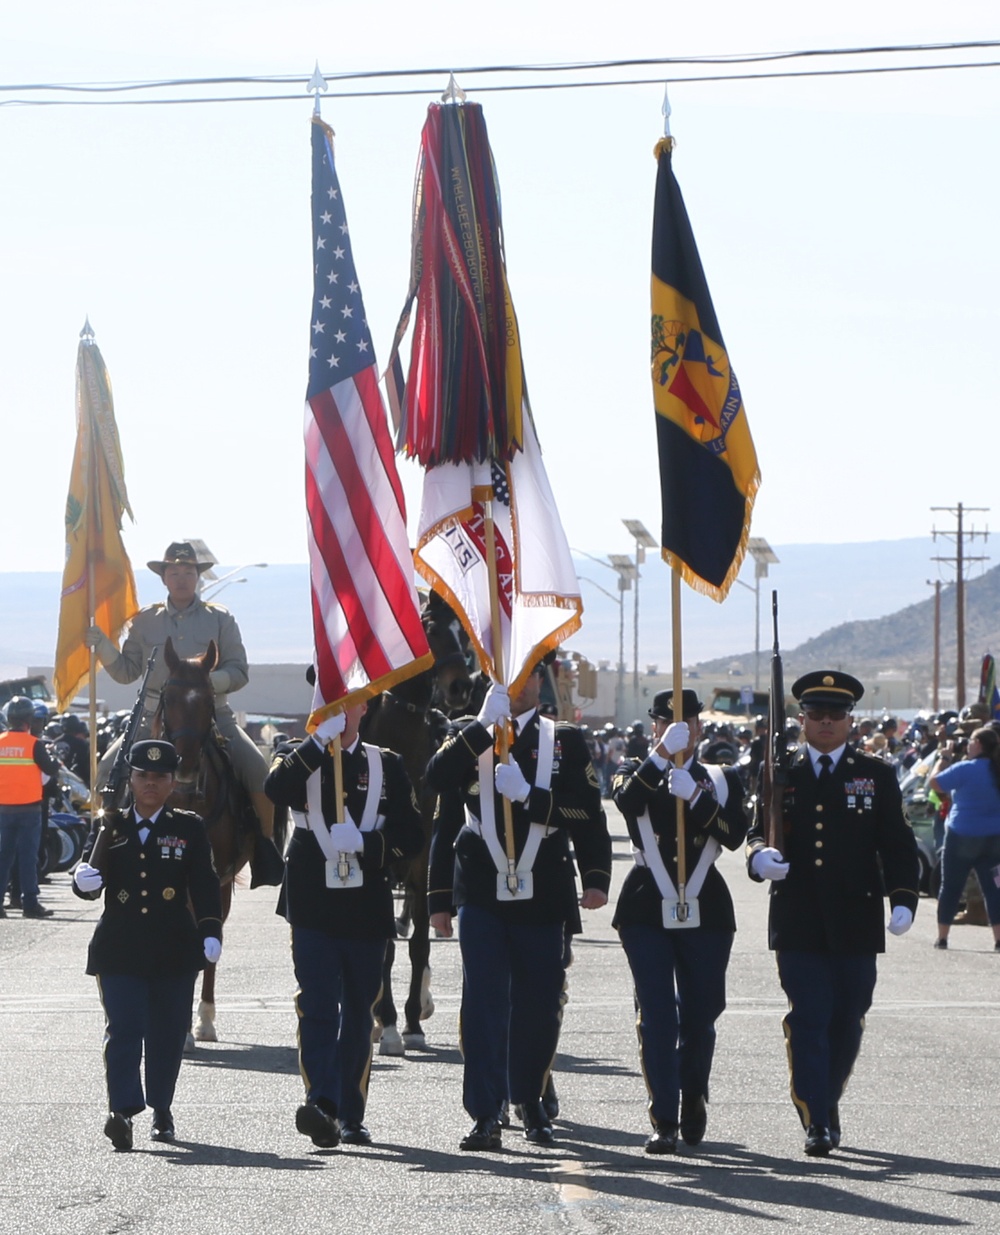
[651,137,760,602]
[54,321,139,713]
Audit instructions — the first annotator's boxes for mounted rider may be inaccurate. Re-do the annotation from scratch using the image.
[85,542,273,843]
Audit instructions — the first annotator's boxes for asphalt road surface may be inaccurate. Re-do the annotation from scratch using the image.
[3,800,999,1235]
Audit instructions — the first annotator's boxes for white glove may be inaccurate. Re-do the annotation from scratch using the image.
[888,906,914,936]
[329,821,364,852]
[751,847,789,881]
[495,760,531,803]
[660,722,690,757]
[668,767,698,801]
[314,712,347,745]
[84,626,114,656]
[73,862,103,893]
[477,683,511,728]
[203,937,222,964]
[208,670,230,695]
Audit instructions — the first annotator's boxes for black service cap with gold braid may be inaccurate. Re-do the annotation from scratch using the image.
[792,671,864,710]
[127,740,179,773]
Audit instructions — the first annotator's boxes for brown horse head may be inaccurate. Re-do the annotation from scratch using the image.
[158,636,218,783]
[423,593,473,715]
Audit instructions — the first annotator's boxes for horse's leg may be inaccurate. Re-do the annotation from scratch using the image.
[193,880,231,1042]
[402,861,433,1046]
[377,937,404,1056]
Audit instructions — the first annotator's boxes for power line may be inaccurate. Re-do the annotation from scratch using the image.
[3,58,1000,109]
[1,41,999,107]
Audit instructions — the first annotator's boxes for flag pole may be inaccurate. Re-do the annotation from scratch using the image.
[331,732,351,881]
[670,566,688,919]
[83,332,100,802]
[479,481,519,894]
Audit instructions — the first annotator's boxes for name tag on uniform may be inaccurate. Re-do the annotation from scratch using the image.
[663,897,700,930]
[325,857,363,889]
[496,871,534,901]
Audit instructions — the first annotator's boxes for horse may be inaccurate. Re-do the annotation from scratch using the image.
[361,591,473,1053]
[154,635,255,1045]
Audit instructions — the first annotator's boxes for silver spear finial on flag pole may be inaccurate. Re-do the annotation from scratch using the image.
[308,62,327,116]
[441,73,466,104]
[80,316,95,345]
[662,83,672,139]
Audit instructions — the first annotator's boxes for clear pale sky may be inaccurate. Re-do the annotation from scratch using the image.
[2,1,997,577]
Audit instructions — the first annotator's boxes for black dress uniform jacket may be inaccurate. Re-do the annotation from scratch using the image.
[426,713,611,926]
[265,737,423,940]
[746,745,919,953]
[612,757,748,932]
[74,807,222,978]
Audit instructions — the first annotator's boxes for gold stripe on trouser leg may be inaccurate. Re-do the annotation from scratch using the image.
[540,969,569,1099]
[293,984,312,1092]
[632,990,659,1129]
[291,927,312,1093]
[354,981,384,1113]
[96,975,113,1107]
[781,1005,812,1129]
[832,1014,866,1103]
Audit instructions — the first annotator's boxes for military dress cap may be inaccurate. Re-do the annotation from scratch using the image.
[147,541,213,577]
[127,739,179,773]
[792,670,864,710]
[649,688,704,720]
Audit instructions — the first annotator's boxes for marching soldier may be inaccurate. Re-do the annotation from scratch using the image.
[73,740,223,1149]
[85,542,276,860]
[264,704,422,1149]
[612,689,748,1154]
[427,664,611,1151]
[746,670,919,1157]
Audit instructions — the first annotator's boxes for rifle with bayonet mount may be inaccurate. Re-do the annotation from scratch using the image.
[762,592,791,850]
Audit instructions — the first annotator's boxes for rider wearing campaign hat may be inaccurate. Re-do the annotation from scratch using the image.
[86,541,275,859]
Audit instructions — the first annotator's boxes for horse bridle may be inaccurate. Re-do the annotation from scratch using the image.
[155,676,217,746]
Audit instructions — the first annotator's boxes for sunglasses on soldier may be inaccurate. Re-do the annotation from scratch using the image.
[803,707,850,722]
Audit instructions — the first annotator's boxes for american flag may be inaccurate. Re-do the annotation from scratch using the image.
[304,117,431,727]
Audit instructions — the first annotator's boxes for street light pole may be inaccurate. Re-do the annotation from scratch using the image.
[622,520,658,722]
[578,575,626,725]
[747,538,779,689]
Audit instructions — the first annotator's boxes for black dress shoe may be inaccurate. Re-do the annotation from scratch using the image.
[7,898,22,911]
[645,1122,678,1155]
[151,1109,175,1142]
[295,1102,341,1147]
[22,903,53,919]
[829,1107,841,1149]
[680,1092,708,1146]
[341,1122,372,1146]
[804,1125,832,1156]
[520,1099,555,1145]
[459,1117,502,1152]
[104,1111,134,1152]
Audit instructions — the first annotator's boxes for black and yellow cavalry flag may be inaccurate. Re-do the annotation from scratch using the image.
[651,137,760,602]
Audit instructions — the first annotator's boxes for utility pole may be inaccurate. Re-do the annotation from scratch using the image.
[931,503,990,708]
[926,579,941,711]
